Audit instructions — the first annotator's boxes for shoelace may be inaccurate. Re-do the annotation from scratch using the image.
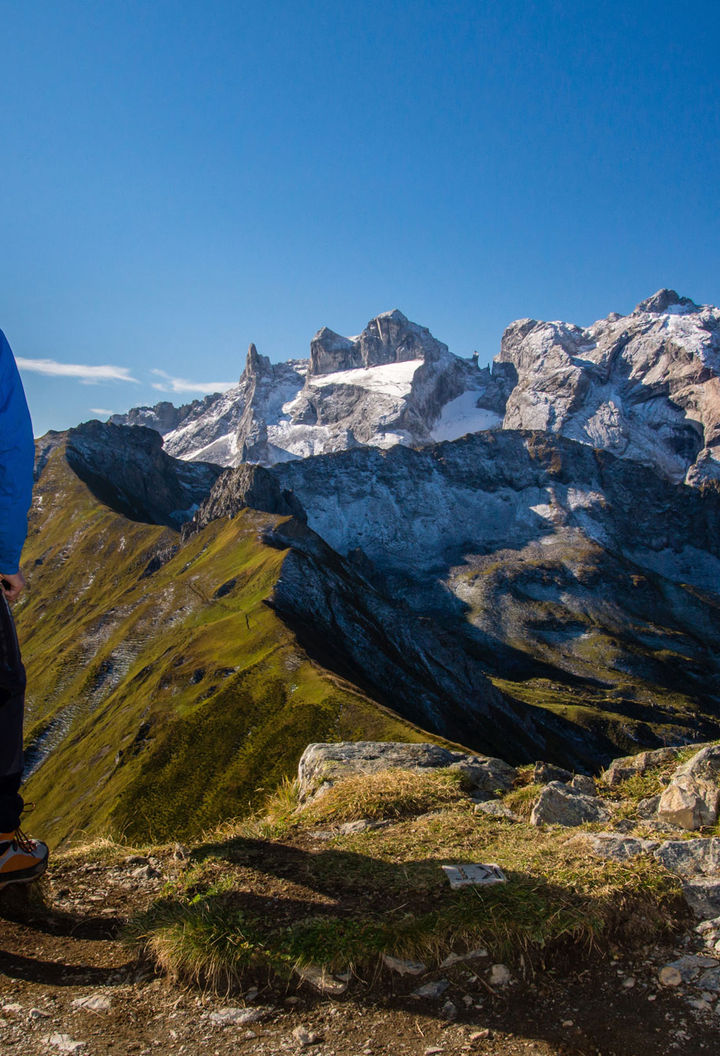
[13,827,36,853]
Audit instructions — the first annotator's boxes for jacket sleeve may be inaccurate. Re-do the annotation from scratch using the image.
[0,330,35,574]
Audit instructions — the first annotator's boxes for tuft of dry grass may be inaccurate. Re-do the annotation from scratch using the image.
[502,784,542,819]
[296,768,469,825]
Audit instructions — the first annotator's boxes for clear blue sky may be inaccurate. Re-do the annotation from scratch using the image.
[2,0,718,435]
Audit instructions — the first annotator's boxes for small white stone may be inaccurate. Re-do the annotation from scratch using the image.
[412,979,450,1000]
[72,994,112,1012]
[292,1025,322,1047]
[44,1035,85,1055]
[489,963,512,986]
[296,964,348,995]
[208,1006,271,1026]
[29,1008,50,1020]
[382,953,427,976]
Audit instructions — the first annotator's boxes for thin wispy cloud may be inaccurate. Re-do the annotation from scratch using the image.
[89,408,113,416]
[17,357,138,385]
[150,369,235,395]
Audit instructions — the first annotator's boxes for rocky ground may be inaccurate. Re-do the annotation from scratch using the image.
[0,845,719,1056]
[5,740,720,1056]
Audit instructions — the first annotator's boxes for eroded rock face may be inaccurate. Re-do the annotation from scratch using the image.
[65,422,222,528]
[309,310,449,375]
[127,315,486,466]
[495,290,720,485]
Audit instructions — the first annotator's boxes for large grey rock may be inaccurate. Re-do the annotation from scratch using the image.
[681,882,720,921]
[662,954,719,983]
[652,838,720,878]
[657,776,720,830]
[657,746,720,830]
[530,782,612,827]
[533,761,572,784]
[296,742,515,802]
[601,747,680,787]
[448,756,516,797]
[676,744,720,781]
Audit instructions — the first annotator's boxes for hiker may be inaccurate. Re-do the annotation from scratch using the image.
[0,328,48,888]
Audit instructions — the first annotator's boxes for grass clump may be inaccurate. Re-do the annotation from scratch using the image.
[502,783,542,819]
[127,790,688,991]
[298,768,468,825]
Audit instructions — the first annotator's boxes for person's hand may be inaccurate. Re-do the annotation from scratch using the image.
[1,570,26,602]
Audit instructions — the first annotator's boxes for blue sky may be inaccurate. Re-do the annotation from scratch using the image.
[2,0,719,435]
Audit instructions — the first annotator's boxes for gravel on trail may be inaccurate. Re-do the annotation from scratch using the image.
[1,851,719,1056]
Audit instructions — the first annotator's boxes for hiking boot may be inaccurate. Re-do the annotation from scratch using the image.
[0,828,49,888]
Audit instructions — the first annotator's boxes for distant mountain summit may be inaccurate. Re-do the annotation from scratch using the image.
[109,291,720,485]
[111,309,494,466]
[494,289,720,486]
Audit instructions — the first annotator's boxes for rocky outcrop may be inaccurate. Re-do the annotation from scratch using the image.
[602,747,684,786]
[65,422,222,528]
[182,463,306,539]
[494,289,720,485]
[296,742,516,802]
[309,310,450,376]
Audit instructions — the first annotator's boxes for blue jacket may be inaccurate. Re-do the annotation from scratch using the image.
[0,330,34,574]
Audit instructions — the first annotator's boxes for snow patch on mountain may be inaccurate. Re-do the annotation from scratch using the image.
[306,358,423,396]
[430,391,501,442]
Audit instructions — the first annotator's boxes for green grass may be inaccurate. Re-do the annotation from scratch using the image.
[126,771,687,990]
[18,444,439,848]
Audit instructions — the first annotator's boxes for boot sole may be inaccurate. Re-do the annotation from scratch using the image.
[0,855,49,890]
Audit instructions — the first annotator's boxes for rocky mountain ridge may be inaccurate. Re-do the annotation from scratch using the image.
[18,417,720,847]
[188,428,720,757]
[109,290,720,485]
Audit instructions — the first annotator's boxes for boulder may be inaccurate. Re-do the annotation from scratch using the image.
[448,756,516,797]
[681,881,720,921]
[636,794,661,819]
[474,801,520,821]
[530,782,612,827]
[296,742,515,802]
[570,774,596,796]
[675,744,720,783]
[601,747,680,787]
[657,775,720,830]
[533,761,572,784]
[657,746,720,830]
[652,838,720,878]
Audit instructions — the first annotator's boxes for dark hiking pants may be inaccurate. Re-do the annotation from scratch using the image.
[0,593,24,833]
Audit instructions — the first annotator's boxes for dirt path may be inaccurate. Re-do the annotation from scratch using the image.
[0,855,718,1056]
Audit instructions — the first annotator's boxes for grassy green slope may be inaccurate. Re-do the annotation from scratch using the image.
[17,445,435,848]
